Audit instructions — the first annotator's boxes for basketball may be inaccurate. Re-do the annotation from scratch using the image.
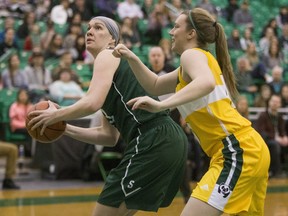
[25,101,66,143]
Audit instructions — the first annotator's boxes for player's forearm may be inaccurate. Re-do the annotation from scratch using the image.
[127,55,160,95]
[64,124,117,146]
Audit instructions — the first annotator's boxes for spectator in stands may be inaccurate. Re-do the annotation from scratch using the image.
[166,0,185,23]
[70,0,93,22]
[94,0,118,19]
[159,38,176,67]
[120,17,141,49]
[44,33,65,60]
[16,11,36,40]
[258,27,276,55]
[255,94,288,178]
[275,6,288,29]
[34,0,50,20]
[24,49,52,103]
[236,95,249,119]
[0,141,20,190]
[268,65,285,94]
[40,19,55,51]
[141,0,155,19]
[235,56,258,94]
[280,83,288,107]
[74,34,87,63]
[1,54,28,89]
[48,68,85,106]
[279,24,288,53]
[0,27,18,57]
[50,0,73,25]
[232,0,253,29]
[0,16,15,43]
[51,51,81,85]
[23,23,41,51]
[117,0,143,27]
[240,27,255,51]
[260,18,279,38]
[262,42,284,72]
[227,28,242,50]
[223,0,239,22]
[63,23,83,60]
[244,42,270,83]
[144,4,170,45]
[9,88,33,156]
[196,0,217,18]
[254,83,273,107]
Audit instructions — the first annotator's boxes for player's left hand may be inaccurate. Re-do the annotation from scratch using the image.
[28,101,59,135]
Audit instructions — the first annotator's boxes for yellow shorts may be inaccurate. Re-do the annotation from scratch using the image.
[192,127,270,215]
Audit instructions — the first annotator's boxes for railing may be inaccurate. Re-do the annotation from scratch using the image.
[248,107,288,121]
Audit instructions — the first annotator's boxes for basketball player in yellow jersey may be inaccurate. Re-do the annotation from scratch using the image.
[113,8,270,216]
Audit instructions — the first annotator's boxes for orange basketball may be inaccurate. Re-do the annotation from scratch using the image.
[25,101,66,143]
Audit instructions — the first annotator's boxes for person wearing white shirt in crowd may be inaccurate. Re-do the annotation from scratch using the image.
[50,0,73,25]
[117,0,143,24]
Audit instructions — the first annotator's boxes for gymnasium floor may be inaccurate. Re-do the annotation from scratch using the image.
[0,172,288,216]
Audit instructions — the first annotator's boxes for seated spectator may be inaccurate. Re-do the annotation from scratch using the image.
[258,27,276,55]
[51,51,81,85]
[74,34,87,63]
[144,4,170,45]
[48,68,85,106]
[235,56,258,94]
[40,19,55,51]
[117,0,143,27]
[232,0,253,29]
[0,27,18,57]
[70,0,93,22]
[1,54,28,89]
[0,16,15,43]
[196,0,217,18]
[280,83,288,107]
[261,42,284,72]
[9,88,33,156]
[165,0,185,22]
[260,18,279,38]
[23,49,52,103]
[236,95,249,119]
[227,28,242,50]
[275,6,288,29]
[255,94,288,178]
[254,83,273,107]
[120,17,141,49]
[268,65,285,94]
[141,0,155,19]
[50,0,73,25]
[279,24,288,53]
[23,23,41,51]
[94,0,118,19]
[0,141,20,190]
[244,42,270,83]
[63,23,83,60]
[44,33,65,60]
[16,11,36,40]
[223,0,239,22]
[240,27,255,51]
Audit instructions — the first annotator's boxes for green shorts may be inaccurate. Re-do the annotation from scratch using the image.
[97,117,188,212]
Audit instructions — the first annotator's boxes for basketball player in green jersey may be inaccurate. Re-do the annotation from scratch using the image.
[28,16,188,215]
[113,8,270,216]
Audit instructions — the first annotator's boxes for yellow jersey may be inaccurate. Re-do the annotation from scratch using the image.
[176,48,251,157]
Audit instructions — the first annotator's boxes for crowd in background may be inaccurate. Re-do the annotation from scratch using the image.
[0,0,288,184]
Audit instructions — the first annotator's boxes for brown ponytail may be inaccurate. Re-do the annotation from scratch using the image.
[183,8,239,99]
